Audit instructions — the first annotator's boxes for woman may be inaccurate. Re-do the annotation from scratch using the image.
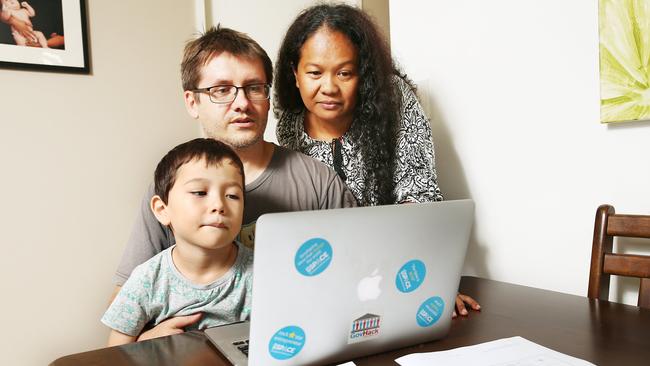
[274,3,478,316]
[275,3,442,207]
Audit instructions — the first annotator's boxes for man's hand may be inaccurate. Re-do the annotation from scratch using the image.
[453,292,480,318]
[136,313,203,341]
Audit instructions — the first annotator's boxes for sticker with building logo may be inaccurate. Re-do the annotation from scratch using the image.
[348,313,381,344]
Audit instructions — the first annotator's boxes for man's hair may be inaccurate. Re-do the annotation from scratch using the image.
[181,25,273,92]
[154,138,245,204]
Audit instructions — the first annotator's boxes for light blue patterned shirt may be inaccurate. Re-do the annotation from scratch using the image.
[102,242,253,336]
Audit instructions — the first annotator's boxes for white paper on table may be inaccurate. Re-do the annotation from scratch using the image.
[335,362,357,366]
[395,336,595,366]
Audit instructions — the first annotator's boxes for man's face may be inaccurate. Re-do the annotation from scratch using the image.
[184,52,269,150]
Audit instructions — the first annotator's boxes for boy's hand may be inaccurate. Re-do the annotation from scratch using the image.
[453,292,480,318]
[136,313,202,341]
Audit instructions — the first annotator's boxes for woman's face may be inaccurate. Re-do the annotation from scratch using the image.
[294,27,359,129]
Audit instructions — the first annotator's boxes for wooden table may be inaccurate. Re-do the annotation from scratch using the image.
[50,276,650,366]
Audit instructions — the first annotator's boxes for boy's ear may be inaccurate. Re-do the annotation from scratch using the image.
[184,90,200,119]
[150,195,171,227]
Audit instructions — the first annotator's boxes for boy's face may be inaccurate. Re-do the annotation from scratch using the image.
[184,52,270,150]
[152,158,244,251]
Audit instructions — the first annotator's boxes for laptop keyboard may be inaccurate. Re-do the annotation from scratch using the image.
[232,339,250,356]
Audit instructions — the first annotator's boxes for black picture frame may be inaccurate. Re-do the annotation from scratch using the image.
[0,0,89,73]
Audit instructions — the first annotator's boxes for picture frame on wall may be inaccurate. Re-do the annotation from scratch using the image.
[0,0,89,73]
[598,0,649,123]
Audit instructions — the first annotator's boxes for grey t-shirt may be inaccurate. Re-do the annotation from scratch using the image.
[103,242,253,336]
[114,144,357,285]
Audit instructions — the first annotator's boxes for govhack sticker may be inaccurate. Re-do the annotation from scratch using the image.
[295,238,333,276]
[348,313,381,344]
[395,259,426,293]
[268,325,306,360]
[416,296,445,327]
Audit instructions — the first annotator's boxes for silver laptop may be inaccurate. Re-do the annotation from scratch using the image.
[206,199,474,365]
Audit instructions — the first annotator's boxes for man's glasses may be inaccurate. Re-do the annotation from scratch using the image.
[191,83,271,104]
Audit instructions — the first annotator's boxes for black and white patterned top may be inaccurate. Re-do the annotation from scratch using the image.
[276,77,443,206]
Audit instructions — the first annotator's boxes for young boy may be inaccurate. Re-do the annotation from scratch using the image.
[101,138,253,346]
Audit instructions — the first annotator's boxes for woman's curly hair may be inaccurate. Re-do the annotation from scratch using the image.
[274,3,406,205]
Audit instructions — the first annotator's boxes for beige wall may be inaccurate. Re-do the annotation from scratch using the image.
[0,2,198,365]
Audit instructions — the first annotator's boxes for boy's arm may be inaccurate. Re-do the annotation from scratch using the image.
[113,184,173,286]
[107,285,202,340]
[136,313,202,341]
[108,285,121,307]
[107,329,137,346]
[102,267,151,342]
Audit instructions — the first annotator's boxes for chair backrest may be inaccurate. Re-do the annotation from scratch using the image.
[588,204,650,308]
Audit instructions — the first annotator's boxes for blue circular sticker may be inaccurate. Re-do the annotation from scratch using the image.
[268,325,306,360]
[395,259,426,293]
[294,238,333,276]
[416,296,445,327]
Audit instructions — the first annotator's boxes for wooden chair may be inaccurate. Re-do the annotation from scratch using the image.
[588,204,650,308]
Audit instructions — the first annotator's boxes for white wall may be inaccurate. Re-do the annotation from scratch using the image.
[390,0,650,303]
[0,2,198,365]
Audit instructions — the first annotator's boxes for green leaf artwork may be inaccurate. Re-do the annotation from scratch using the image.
[599,0,650,123]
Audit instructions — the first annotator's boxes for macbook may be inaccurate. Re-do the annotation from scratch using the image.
[206,199,474,365]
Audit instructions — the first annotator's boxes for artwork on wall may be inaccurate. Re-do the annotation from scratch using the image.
[599,0,650,123]
[0,0,88,73]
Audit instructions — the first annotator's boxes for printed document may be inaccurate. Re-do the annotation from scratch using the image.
[396,336,595,366]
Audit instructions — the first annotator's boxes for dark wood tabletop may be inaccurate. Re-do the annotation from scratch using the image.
[50,276,650,366]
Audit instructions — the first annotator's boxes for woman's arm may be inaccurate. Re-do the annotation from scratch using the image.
[392,77,444,203]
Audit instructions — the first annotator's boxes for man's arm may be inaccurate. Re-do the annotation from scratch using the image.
[320,164,358,209]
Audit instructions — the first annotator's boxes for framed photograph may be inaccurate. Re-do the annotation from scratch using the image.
[0,0,89,73]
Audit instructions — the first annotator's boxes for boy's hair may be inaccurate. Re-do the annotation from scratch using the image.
[154,138,245,204]
[181,25,273,92]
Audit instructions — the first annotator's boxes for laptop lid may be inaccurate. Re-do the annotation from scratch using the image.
[248,199,474,365]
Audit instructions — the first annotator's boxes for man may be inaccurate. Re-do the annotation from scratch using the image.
[111,26,357,340]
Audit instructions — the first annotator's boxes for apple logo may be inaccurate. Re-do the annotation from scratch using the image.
[357,269,382,301]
